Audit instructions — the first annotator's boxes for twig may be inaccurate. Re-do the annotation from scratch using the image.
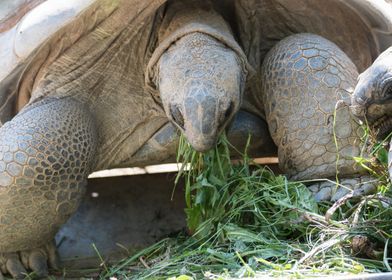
[384,239,392,271]
[325,192,354,222]
[139,256,150,269]
[301,210,348,229]
[235,251,256,277]
[296,234,347,266]
[367,194,392,206]
[92,243,109,274]
[352,199,367,226]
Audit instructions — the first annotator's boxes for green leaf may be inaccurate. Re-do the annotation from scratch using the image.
[224,224,269,244]
[377,147,389,165]
[195,188,206,205]
[167,275,194,280]
[296,185,318,212]
[185,206,202,233]
[209,174,226,186]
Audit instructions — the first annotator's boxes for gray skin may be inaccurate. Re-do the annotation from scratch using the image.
[0,0,382,278]
[351,47,392,179]
[158,33,244,152]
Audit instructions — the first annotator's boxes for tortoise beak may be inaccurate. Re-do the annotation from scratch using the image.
[183,93,218,152]
[170,86,235,153]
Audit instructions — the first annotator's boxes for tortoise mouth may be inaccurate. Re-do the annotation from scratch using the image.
[370,115,392,140]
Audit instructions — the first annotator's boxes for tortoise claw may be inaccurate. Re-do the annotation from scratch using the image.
[308,176,377,202]
[28,249,48,278]
[46,242,60,270]
[4,253,27,279]
[0,241,59,279]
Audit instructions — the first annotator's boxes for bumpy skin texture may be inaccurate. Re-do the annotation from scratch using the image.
[351,47,392,180]
[261,34,372,200]
[351,47,392,135]
[0,242,58,279]
[0,3,249,277]
[158,32,245,152]
[0,98,97,277]
[262,34,362,179]
[0,0,381,277]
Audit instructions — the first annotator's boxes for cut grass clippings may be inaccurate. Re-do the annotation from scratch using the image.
[102,133,392,279]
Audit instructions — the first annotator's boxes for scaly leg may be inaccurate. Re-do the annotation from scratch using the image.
[0,98,97,278]
[261,33,375,201]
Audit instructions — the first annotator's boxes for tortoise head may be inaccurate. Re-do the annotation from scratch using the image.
[351,50,392,139]
[157,32,246,152]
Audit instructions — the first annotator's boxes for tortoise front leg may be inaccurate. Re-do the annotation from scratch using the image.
[0,98,97,278]
[261,33,375,201]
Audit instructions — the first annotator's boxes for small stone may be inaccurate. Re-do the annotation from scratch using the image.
[314,186,332,201]
[308,184,319,193]
[353,183,376,196]
[331,187,350,201]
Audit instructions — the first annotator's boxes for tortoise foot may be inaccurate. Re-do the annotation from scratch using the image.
[0,241,59,279]
[308,176,377,202]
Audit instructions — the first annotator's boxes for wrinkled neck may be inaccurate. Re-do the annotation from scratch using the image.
[145,0,252,91]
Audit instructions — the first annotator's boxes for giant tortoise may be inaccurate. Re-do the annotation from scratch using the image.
[0,0,391,277]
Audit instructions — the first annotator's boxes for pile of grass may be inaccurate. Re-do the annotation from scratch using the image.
[102,133,392,279]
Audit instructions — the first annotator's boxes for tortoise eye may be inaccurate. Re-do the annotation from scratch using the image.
[383,83,392,98]
[379,76,392,102]
[170,104,185,129]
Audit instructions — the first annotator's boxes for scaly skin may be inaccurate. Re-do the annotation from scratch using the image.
[261,33,374,200]
[157,32,245,152]
[0,4,247,277]
[351,47,392,180]
[0,98,97,278]
[0,1,381,277]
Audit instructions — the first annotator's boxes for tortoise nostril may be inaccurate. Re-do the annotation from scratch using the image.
[170,104,184,129]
